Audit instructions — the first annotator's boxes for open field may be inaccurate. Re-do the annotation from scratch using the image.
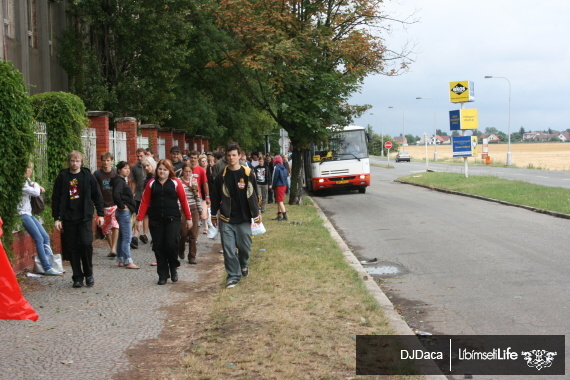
[398,142,570,171]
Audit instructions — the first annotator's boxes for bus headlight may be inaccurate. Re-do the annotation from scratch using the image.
[360,175,367,179]
[318,179,325,183]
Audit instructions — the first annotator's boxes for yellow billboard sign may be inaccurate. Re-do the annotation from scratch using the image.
[449,81,475,103]
[449,109,478,130]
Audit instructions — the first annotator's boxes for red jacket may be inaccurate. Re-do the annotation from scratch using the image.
[137,177,191,221]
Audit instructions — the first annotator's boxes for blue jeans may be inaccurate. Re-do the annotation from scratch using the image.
[20,214,52,271]
[116,209,133,265]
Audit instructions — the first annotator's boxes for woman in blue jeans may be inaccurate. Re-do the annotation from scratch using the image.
[18,164,61,275]
[111,161,140,269]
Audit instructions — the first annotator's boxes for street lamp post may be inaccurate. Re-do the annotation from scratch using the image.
[484,76,512,166]
[388,106,405,151]
[416,97,438,161]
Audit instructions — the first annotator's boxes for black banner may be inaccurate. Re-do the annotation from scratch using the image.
[356,335,565,376]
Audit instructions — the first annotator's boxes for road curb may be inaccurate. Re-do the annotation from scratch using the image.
[312,200,447,380]
[395,179,570,220]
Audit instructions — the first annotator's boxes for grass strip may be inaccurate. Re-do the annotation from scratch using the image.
[179,199,417,379]
[398,172,570,214]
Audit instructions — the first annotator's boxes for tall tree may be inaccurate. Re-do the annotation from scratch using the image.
[210,0,412,203]
[59,0,192,123]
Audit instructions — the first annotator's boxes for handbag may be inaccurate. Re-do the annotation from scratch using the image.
[251,219,266,236]
[30,194,45,215]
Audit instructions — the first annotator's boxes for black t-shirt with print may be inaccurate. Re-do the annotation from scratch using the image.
[226,168,250,224]
[66,170,85,222]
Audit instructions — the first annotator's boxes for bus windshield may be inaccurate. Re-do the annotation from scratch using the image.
[311,129,368,162]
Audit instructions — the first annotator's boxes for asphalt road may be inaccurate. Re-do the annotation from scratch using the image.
[312,162,569,379]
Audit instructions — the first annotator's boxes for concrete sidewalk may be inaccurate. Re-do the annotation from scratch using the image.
[0,233,219,380]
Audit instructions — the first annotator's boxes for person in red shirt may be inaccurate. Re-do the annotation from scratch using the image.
[188,151,210,226]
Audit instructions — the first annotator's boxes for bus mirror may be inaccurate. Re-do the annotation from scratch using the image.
[366,132,372,143]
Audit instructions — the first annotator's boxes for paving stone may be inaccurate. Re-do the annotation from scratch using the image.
[0,233,219,379]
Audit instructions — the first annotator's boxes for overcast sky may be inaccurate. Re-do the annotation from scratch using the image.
[351,0,570,138]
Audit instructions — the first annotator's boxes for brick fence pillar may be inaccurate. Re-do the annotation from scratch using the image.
[140,124,159,155]
[173,130,186,153]
[87,111,112,160]
[115,117,138,163]
[203,137,210,153]
[196,136,204,153]
[159,128,174,156]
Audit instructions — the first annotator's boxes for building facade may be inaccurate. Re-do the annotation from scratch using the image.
[1,0,68,93]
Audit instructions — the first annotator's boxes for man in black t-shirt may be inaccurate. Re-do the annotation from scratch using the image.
[210,143,261,289]
[170,145,185,177]
[94,152,118,257]
[52,151,104,289]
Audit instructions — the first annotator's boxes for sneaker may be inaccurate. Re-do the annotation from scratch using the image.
[85,276,94,287]
[44,268,62,276]
[139,234,149,244]
[241,267,249,277]
[107,252,116,258]
[130,236,139,249]
[226,280,238,289]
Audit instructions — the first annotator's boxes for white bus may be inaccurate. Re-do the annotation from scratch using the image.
[304,125,370,194]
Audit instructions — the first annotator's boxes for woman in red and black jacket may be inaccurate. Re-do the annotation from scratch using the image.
[137,159,192,285]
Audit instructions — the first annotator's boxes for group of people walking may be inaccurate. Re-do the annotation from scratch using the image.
[19,142,291,290]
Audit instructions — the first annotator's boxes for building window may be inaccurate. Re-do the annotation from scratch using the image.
[2,0,15,39]
[27,0,37,48]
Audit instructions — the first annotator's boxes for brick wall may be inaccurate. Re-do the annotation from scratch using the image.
[116,117,138,162]
[11,226,62,273]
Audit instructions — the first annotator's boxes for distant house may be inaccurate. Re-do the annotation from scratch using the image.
[394,136,408,146]
[558,132,570,142]
[523,132,552,142]
[481,133,501,143]
[436,135,451,145]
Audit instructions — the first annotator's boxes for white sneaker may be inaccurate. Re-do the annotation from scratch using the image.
[44,268,62,276]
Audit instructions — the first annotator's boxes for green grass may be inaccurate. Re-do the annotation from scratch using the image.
[179,199,414,379]
[398,172,570,214]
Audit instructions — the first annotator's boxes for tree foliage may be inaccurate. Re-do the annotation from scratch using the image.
[59,0,192,123]
[211,0,412,202]
[30,92,89,201]
[0,61,36,251]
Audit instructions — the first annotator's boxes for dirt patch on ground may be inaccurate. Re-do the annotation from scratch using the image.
[114,244,224,380]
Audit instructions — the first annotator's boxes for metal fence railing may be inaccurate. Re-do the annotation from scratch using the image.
[33,121,48,184]
[81,128,97,172]
[109,130,127,164]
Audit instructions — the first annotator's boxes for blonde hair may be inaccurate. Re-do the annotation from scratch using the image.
[141,156,157,176]
[68,150,84,163]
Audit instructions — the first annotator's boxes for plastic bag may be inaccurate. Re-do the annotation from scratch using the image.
[251,220,266,236]
[207,224,218,239]
[33,252,65,274]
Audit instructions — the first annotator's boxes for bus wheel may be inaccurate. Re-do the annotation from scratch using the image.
[358,187,366,194]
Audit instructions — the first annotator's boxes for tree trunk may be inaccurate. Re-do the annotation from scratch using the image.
[289,147,305,205]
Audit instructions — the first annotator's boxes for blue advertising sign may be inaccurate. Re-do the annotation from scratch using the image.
[449,110,460,130]
[453,136,478,157]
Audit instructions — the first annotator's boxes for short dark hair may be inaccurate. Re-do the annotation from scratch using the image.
[116,161,130,171]
[101,152,113,160]
[136,148,146,154]
[170,146,181,153]
[214,151,224,160]
[225,142,241,154]
[146,147,154,154]
[189,150,199,157]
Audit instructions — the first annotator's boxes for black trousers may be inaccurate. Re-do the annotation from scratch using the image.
[149,217,181,281]
[62,220,93,283]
